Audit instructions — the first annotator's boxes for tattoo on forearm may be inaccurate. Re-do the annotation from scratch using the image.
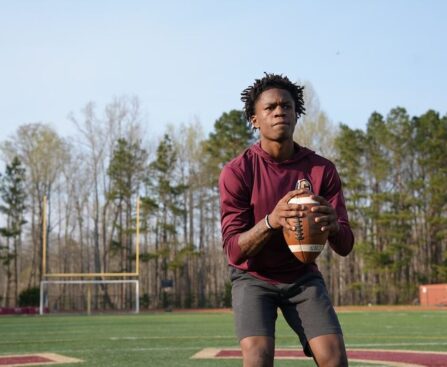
[238,220,275,257]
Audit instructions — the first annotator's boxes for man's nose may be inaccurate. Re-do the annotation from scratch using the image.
[274,105,286,116]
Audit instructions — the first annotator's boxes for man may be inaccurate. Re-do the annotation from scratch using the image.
[218,73,354,367]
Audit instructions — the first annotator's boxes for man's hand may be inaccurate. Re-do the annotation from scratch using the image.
[267,189,310,231]
[309,195,340,236]
[237,189,309,258]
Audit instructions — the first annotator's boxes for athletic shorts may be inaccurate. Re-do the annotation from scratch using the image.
[230,268,343,357]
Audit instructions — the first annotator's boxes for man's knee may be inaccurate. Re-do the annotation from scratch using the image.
[240,336,274,367]
[313,348,348,367]
[308,334,348,367]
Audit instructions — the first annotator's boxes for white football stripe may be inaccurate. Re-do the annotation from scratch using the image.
[288,197,319,205]
[288,244,325,252]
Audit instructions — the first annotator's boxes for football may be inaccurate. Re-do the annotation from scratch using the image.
[283,192,329,263]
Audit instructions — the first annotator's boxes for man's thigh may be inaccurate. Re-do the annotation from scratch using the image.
[279,275,343,356]
[231,269,279,340]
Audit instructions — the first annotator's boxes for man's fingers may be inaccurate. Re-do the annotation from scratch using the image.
[282,218,298,231]
[281,208,306,219]
[311,205,333,214]
[310,194,331,207]
[314,214,335,223]
[283,189,309,202]
[321,223,338,232]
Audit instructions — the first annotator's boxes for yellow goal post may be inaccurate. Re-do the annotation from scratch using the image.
[39,197,141,314]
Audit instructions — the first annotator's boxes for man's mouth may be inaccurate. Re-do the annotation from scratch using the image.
[273,121,289,126]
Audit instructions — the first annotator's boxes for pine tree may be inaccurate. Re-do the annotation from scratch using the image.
[199,110,255,306]
[108,138,148,307]
[202,110,255,187]
[414,110,447,282]
[333,124,367,304]
[0,157,27,307]
[147,134,187,308]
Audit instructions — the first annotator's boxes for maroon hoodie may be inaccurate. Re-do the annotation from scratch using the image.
[219,142,354,284]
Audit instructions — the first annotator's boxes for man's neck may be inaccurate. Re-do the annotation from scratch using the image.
[260,139,295,162]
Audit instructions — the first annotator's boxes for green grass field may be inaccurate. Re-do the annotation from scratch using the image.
[1,309,447,366]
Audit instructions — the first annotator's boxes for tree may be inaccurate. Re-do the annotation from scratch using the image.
[69,97,146,310]
[171,121,204,307]
[0,157,27,306]
[1,123,68,286]
[293,81,337,159]
[147,134,187,307]
[332,124,367,304]
[202,110,256,187]
[107,138,148,308]
[382,108,415,302]
[413,110,447,282]
[362,112,392,303]
[70,102,106,278]
[108,138,148,273]
[200,110,255,306]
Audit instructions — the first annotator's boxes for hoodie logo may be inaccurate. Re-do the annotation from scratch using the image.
[295,179,313,193]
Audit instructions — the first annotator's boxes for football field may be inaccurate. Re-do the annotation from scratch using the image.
[1,307,447,366]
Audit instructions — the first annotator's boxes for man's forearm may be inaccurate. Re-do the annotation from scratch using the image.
[328,223,354,256]
[237,217,276,258]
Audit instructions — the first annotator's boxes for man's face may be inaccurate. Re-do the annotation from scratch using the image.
[251,88,297,142]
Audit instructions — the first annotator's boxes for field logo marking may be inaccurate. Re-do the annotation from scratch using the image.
[0,353,82,367]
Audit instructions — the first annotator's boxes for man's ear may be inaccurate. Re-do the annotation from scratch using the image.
[251,115,259,129]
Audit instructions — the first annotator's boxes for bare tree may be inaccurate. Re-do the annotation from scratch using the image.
[1,123,69,286]
[293,81,337,159]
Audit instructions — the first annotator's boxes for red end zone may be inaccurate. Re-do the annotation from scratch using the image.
[0,354,82,367]
[192,348,447,367]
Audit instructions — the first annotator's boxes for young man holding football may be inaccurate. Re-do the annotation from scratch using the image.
[218,73,354,367]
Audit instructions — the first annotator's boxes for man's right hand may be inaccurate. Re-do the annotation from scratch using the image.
[267,189,310,231]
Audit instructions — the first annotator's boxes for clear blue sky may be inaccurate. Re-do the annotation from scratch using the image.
[1,0,446,142]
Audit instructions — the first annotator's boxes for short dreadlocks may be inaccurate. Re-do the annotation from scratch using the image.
[241,73,305,123]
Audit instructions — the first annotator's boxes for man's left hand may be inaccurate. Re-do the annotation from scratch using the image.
[309,195,340,236]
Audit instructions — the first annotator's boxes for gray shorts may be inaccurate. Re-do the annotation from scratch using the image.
[230,268,342,357]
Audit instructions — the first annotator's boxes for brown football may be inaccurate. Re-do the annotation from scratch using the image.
[283,192,329,264]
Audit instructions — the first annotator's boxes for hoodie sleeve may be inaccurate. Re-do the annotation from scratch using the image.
[321,163,355,256]
[218,164,253,265]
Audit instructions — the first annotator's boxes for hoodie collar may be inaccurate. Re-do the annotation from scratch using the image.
[252,141,314,165]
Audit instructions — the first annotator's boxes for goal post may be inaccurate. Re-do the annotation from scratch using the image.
[40,197,141,315]
[39,279,140,315]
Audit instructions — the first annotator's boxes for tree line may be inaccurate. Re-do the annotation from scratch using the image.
[331,108,447,304]
[0,94,446,310]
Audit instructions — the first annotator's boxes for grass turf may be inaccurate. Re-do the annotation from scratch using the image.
[1,309,447,366]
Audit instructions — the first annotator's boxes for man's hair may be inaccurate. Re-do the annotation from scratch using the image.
[241,73,305,122]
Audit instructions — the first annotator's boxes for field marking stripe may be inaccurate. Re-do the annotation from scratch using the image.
[0,335,236,346]
[191,349,425,366]
[3,342,447,356]
[346,359,423,367]
[190,348,221,359]
[108,335,234,340]
[191,348,447,366]
[345,348,447,355]
[36,353,82,363]
[337,335,447,340]
[6,335,446,345]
